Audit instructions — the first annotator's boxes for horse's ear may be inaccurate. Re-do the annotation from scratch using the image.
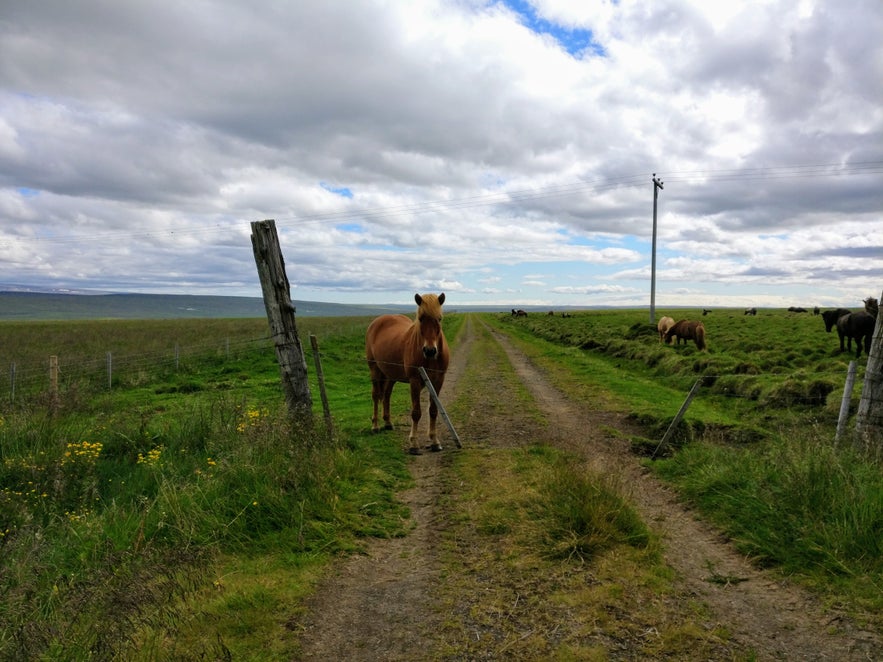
[438,293,445,305]
[415,293,422,306]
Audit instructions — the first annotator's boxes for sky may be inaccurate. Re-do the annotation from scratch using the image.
[0,0,881,310]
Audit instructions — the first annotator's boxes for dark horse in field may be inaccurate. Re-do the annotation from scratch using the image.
[836,311,877,358]
[665,320,707,351]
[821,308,852,334]
[366,293,450,454]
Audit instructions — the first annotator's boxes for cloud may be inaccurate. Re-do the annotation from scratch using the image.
[0,0,880,309]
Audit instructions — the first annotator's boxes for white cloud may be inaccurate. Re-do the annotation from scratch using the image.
[0,0,880,309]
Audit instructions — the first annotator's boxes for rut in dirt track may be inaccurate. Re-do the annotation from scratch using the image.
[294,316,880,661]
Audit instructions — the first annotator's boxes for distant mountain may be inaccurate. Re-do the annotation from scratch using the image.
[0,292,416,320]
[0,291,591,321]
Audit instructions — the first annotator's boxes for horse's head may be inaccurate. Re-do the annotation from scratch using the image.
[415,292,445,359]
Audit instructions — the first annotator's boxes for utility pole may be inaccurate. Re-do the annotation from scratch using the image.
[650,173,664,325]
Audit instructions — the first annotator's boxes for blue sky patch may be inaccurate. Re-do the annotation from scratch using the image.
[501,0,605,57]
[18,187,40,197]
[320,182,354,198]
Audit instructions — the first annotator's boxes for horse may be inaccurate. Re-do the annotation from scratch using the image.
[744,307,757,316]
[665,320,707,351]
[657,316,675,343]
[821,308,851,333]
[366,293,450,454]
[702,308,711,316]
[511,309,527,317]
[835,311,876,358]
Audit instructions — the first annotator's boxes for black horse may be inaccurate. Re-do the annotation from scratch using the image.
[821,308,851,333]
[836,311,876,358]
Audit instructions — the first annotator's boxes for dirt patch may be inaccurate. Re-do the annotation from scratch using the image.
[294,317,880,660]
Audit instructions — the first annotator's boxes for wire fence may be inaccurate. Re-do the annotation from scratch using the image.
[1,334,276,409]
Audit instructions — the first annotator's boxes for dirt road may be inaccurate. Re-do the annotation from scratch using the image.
[295,316,880,660]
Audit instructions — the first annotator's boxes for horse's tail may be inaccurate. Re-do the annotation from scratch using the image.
[695,323,707,351]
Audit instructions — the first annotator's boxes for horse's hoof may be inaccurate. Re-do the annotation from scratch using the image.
[371,428,381,434]
[384,423,394,431]
[428,443,443,452]
[408,447,422,456]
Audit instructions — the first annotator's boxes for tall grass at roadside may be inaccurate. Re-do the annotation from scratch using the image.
[652,431,883,612]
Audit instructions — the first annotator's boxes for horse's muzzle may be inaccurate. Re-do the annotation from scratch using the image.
[423,346,438,359]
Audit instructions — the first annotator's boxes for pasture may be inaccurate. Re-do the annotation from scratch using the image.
[0,309,880,658]
[497,306,871,442]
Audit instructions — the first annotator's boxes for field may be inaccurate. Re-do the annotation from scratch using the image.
[0,308,880,659]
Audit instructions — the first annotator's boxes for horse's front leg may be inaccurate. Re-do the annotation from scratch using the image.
[427,395,442,453]
[407,380,423,454]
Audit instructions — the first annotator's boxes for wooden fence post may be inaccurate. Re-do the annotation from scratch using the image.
[49,355,59,413]
[310,334,333,438]
[652,376,705,458]
[835,361,856,442]
[250,219,313,424]
[855,289,883,452]
[418,366,462,448]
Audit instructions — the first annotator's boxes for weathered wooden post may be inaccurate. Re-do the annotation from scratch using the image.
[251,219,313,424]
[49,355,59,414]
[310,334,333,438]
[855,289,883,452]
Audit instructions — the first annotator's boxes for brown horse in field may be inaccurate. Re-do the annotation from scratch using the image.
[366,293,450,454]
[665,320,707,351]
[657,316,675,343]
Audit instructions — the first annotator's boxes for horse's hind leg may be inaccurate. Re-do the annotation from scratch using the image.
[370,376,383,432]
[370,375,394,432]
[381,380,395,430]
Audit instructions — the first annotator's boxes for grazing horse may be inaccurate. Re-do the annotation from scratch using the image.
[657,316,675,343]
[511,309,528,317]
[836,311,876,358]
[366,293,450,454]
[821,308,851,333]
[665,320,707,351]
[744,307,757,316]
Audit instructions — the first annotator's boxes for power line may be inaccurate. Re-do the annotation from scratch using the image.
[3,161,881,248]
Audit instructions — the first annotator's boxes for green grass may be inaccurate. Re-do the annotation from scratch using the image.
[483,308,883,622]
[0,308,880,658]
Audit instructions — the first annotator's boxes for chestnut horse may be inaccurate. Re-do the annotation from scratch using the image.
[665,320,706,351]
[366,293,449,454]
[657,316,675,343]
